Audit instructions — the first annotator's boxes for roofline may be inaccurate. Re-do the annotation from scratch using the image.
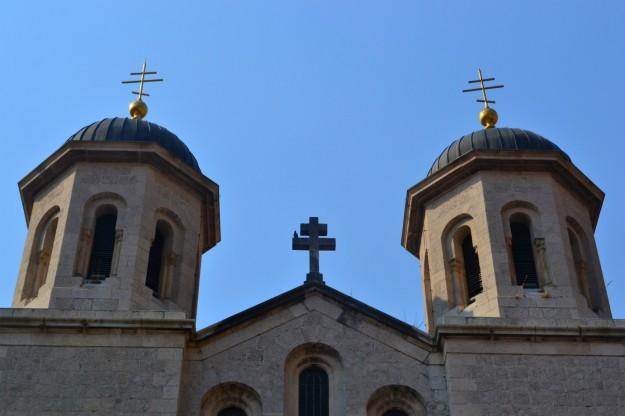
[401,150,605,257]
[195,281,433,348]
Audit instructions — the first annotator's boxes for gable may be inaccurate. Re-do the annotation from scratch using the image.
[193,282,433,357]
[181,283,445,415]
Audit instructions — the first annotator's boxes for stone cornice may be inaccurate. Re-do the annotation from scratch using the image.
[0,308,195,333]
[435,319,625,345]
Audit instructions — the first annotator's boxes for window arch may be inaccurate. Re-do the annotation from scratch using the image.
[145,220,174,297]
[566,217,605,314]
[366,385,426,416]
[284,343,343,416]
[509,213,538,288]
[460,231,482,300]
[22,207,60,300]
[86,205,118,281]
[442,215,483,307]
[75,193,126,281]
[299,365,329,416]
[568,228,589,303]
[201,382,262,416]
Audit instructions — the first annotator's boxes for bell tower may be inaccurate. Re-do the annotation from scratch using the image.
[402,71,611,332]
[12,63,220,318]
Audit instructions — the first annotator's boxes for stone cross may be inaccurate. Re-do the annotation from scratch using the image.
[292,217,336,283]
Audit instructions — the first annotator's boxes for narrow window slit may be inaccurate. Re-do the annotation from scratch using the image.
[510,220,538,288]
[461,232,483,299]
[299,366,329,416]
[87,211,117,281]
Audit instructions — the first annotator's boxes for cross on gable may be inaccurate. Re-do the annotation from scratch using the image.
[292,217,336,283]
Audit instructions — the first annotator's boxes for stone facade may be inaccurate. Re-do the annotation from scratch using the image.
[405,151,609,331]
[1,121,624,415]
[442,321,625,416]
[0,309,190,415]
[12,141,219,318]
[2,286,624,415]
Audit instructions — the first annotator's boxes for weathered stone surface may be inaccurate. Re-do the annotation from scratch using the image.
[445,343,625,415]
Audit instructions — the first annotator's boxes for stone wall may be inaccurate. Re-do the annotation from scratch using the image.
[0,309,190,416]
[12,168,76,309]
[420,173,500,326]
[13,161,205,317]
[444,336,625,415]
[418,169,608,332]
[180,292,449,416]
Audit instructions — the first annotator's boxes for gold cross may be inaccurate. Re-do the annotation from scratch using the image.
[121,60,163,101]
[121,61,163,119]
[462,68,504,109]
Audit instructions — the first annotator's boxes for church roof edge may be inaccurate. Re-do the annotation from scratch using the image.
[194,281,433,348]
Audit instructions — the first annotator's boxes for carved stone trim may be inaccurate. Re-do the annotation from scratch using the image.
[73,227,93,278]
[534,237,552,286]
[110,229,124,277]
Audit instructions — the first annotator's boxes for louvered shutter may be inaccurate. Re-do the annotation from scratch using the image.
[145,228,165,294]
[299,366,329,416]
[511,222,539,288]
[462,233,483,299]
[86,214,117,281]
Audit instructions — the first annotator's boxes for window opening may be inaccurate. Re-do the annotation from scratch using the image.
[510,220,538,288]
[23,217,58,299]
[383,410,409,416]
[461,232,483,299]
[218,407,246,416]
[299,366,329,416]
[146,227,165,294]
[87,212,117,281]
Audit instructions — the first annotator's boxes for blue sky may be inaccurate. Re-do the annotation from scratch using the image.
[1,1,624,330]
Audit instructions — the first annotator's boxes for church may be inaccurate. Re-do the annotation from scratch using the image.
[1,65,624,416]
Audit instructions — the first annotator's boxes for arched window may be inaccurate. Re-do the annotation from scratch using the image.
[299,366,329,416]
[366,385,425,416]
[201,382,262,416]
[568,229,589,301]
[146,220,173,297]
[22,212,59,299]
[510,215,538,288]
[461,232,482,299]
[567,222,604,314]
[87,206,117,281]
[218,407,246,416]
[383,410,409,416]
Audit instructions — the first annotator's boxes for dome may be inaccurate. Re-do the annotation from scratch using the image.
[427,127,570,176]
[66,117,201,172]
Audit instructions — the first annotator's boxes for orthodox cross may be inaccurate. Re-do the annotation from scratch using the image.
[292,217,336,283]
[462,68,504,109]
[462,68,504,128]
[121,61,163,101]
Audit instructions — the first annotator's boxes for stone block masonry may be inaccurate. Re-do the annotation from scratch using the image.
[0,309,190,416]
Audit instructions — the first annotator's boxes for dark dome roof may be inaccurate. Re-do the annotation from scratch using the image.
[66,117,201,172]
[428,127,570,176]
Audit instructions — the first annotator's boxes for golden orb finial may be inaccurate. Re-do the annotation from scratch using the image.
[121,60,163,120]
[480,107,498,128]
[462,68,504,129]
[129,99,148,120]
